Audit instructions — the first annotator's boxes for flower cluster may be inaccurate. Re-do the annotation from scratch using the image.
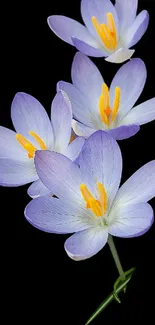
[1,0,155,264]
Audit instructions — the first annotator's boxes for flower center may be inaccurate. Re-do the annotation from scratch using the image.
[16,131,47,159]
[99,83,121,127]
[92,12,118,51]
[80,182,107,217]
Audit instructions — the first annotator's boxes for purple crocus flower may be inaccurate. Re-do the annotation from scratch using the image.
[25,131,155,261]
[0,91,85,198]
[48,0,149,63]
[58,52,155,140]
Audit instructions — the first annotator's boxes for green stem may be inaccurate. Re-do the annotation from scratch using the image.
[85,274,133,325]
[108,235,125,281]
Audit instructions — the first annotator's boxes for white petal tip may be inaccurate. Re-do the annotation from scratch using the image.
[105,48,135,63]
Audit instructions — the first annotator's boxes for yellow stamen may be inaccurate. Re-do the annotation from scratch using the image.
[88,198,103,217]
[106,12,117,48]
[92,13,117,51]
[112,87,121,122]
[97,182,107,214]
[29,131,47,150]
[80,184,93,208]
[16,134,37,159]
[99,83,112,126]
[80,183,108,217]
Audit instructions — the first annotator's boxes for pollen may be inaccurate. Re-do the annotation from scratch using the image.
[16,131,47,159]
[92,12,117,51]
[80,183,108,217]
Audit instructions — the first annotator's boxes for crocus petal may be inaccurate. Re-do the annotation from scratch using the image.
[64,227,108,261]
[0,126,27,160]
[126,10,149,48]
[108,203,154,238]
[57,81,95,127]
[0,158,37,186]
[51,91,72,153]
[115,0,138,31]
[107,125,140,140]
[34,150,83,204]
[109,58,146,121]
[72,37,107,57]
[47,15,99,47]
[65,137,85,162]
[11,92,54,149]
[27,179,51,198]
[81,0,119,42]
[120,98,155,126]
[71,52,104,115]
[79,131,122,209]
[72,120,95,138]
[105,47,135,63]
[114,160,155,206]
[25,196,92,234]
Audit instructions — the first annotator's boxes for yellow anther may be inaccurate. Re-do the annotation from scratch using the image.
[92,12,117,51]
[88,198,103,217]
[99,83,111,126]
[16,131,47,159]
[106,12,117,48]
[112,87,121,122]
[97,182,108,214]
[80,183,108,217]
[29,131,47,150]
[16,134,37,159]
[80,184,93,203]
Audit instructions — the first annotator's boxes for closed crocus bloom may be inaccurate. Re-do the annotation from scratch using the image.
[0,91,85,198]
[58,52,155,140]
[48,0,149,63]
[25,131,155,261]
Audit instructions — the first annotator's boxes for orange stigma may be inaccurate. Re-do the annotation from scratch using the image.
[80,183,108,217]
[99,83,121,126]
[16,131,47,159]
[92,12,117,51]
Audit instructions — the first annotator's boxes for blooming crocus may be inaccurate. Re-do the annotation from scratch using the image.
[25,131,155,261]
[48,0,149,63]
[0,91,85,198]
[58,52,155,140]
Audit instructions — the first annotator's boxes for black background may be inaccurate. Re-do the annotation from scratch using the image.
[5,0,155,324]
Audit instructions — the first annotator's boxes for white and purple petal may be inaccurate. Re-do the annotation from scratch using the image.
[27,179,51,198]
[34,150,83,204]
[110,58,147,121]
[64,226,108,261]
[51,91,72,153]
[0,158,37,186]
[71,53,104,116]
[114,160,155,206]
[72,37,107,57]
[11,92,54,149]
[0,126,27,160]
[65,136,85,162]
[108,202,154,238]
[126,10,149,48]
[57,81,94,127]
[115,0,138,31]
[120,98,155,126]
[79,131,122,209]
[25,196,92,234]
[105,48,135,63]
[47,15,100,48]
[107,125,140,140]
[72,120,95,138]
